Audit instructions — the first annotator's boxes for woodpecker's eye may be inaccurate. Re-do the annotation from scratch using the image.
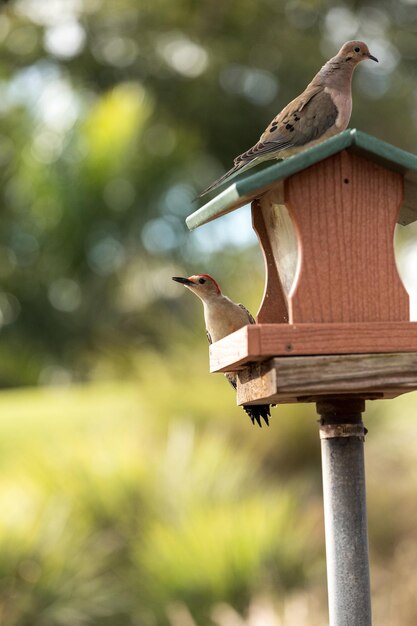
[198,278,206,284]
[354,47,360,52]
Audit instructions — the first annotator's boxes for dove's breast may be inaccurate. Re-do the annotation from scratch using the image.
[324,87,352,131]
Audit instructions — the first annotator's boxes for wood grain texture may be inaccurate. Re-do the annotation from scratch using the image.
[285,150,409,323]
[209,322,417,372]
[251,197,289,323]
[236,353,417,405]
[209,325,255,372]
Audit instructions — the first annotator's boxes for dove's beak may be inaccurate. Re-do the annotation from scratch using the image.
[367,53,378,62]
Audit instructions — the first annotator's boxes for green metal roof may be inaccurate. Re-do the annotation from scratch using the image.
[186,129,417,230]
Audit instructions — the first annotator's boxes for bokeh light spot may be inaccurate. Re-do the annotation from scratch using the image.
[88,236,126,275]
[48,278,82,313]
[219,65,278,106]
[142,218,179,253]
[157,33,209,78]
[44,20,86,59]
[0,292,21,327]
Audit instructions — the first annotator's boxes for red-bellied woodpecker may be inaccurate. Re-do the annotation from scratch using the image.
[172,273,271,427]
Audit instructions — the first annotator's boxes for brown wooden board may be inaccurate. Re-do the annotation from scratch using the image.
[209,322,417,372]
[284,151,409,323]
[235,353,417,405]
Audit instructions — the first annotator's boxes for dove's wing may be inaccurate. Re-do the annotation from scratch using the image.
[234,87,338,166]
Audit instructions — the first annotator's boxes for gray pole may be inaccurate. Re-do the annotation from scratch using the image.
[317,398,372,626]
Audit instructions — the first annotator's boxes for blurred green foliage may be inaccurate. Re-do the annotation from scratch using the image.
[0,0,417,383]
[0,371,416,625]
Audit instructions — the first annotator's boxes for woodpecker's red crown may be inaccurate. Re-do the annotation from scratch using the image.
[172,274,221,295]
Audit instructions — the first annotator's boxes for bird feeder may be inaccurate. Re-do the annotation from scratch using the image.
[186,129,417,626]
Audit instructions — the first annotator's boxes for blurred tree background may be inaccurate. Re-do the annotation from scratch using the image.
[0,0,416,624]
[0,0,417,384]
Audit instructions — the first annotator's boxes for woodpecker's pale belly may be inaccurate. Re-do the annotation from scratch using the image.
[208,318,245,343]
[204,300,251,343]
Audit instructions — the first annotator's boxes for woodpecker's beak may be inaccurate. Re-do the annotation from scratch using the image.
[367,52,378,62]
[172,276,195,286]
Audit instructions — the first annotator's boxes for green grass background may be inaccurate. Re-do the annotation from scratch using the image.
[0,351,416,625]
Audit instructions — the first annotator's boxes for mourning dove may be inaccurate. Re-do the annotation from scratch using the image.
[201,40,378,196]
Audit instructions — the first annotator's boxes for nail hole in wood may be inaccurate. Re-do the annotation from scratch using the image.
[344,178,349,184]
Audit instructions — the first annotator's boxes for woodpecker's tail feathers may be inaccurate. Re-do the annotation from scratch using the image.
[243,404,271,428]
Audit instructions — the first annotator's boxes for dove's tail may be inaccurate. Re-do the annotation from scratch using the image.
[199,149,268,197]
[199,162,245,197]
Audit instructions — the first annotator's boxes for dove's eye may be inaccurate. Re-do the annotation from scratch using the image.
[354,47,360,52]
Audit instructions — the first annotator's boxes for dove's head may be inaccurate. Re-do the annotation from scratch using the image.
[338,41,378,65]
[172,274,221,301]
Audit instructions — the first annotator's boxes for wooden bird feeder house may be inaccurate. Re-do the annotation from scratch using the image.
[187,129,417,406]
[186,129,417,626]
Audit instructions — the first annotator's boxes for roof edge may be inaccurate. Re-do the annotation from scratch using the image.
[186,129,417,230]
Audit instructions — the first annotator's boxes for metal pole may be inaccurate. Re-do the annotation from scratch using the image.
[317,398,372,626]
